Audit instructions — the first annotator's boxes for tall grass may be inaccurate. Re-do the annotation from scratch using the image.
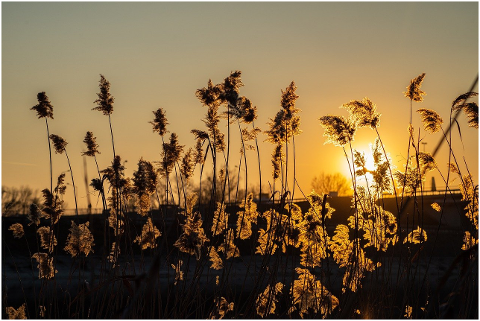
[3,71,478,319]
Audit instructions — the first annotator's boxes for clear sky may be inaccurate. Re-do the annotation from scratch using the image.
[2,2,478,211]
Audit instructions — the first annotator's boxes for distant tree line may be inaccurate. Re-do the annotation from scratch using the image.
[2,186,40,216]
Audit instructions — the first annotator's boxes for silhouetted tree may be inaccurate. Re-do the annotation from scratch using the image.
[311,172,351,196]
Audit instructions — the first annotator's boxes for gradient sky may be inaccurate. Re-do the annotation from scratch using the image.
[2,2,478,211]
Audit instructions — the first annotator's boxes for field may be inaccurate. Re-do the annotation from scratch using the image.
[2,72,478,319]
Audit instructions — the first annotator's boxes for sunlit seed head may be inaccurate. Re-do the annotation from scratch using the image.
[49,134,68,154]
[431,202,441,212]
[404,73,426,102]
[92,74,114,115]
[64,221,95,257]
[319,115,356,147]
[31,91,54,119]
[32,252,57,279]
[196,79,223,108]
[82,131,100,156]
[341,97,381,129]
[417,108,443,133]
[9,223,24,239]
[5,303,27,319]
[134,218,161,250]
[28,203,42,226]
[150,107,169,136]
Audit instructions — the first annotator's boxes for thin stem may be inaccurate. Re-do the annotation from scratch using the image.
[45,118,53,194]
[65,150,78,217]
[253,121,262,205]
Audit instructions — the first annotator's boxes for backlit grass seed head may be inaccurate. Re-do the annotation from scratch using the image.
[134,218,161,250]
[174,203,209,259]
[281,81,299,114]
[209,247,223,270]
[417,108,443,133]
[218,229,240,259]
[404,73,426,102]
[37,226,57,252]
[55,173,67,195]
[236,193,259,239]
[459,174,478,229]
[9,223,24,238]
[49,134,67,154]
[462,231,478,250]
[319,115,356,147]
[5,304,26,319]
[210,297,234,320]
[41,187,64,224]
[290,268,339,318]
[160,133,184,176]
[82,131,100,156]
[133,158,157,215]
[196,79,223,108]
[452,91,478,109]
[31,92,54,119]
[107,242,119,267]
[150,107,169,136]
[93,74,114,115]
[448,162,459,174]
[271,144,283,180]
[462,102,479,128]
[256,282,283,318]
[265,82,301,145]
[452,92,479,129]
[191,129,209,141]
[394,165,422,193]
[32,252,57,279]
[403,226,427,244]
[226,96,253,122]
[64,221,95,257]
[28,203,42,226]
[102,155,127,188]
[418,152,436,172]
[431,202,441,212]
[108,209,125,236]
[171,260,184,285]
[180,148,195,181]
[220,70,243,106]
[342,97,380,129]
[212,202,228,236]
[404,305,413,318]
[194,139,205,165]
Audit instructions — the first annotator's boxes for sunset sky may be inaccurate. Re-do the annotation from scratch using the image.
[2,2,478,211]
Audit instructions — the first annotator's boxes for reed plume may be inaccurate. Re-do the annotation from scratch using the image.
[93,75,114,116]
[150,107,169,136]
[452,91,479,128]
[8,223,24,239]
[134,218,161,250]
[5,304,26,319]
[341,97,380,129]
[82,131,100,156]
[404,73,426,102]
[50,134,79,216]
[417,108,443,133]
[31,92,54,193]
[256,282,283,317]
[209,297,234,319]
[319,115,356,147]
[31,92,54,119]
[64,221,95,257]
[132,158,157,216]
[32,252,57,279]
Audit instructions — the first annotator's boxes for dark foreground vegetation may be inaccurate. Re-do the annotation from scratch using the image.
[2,72,478,318]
